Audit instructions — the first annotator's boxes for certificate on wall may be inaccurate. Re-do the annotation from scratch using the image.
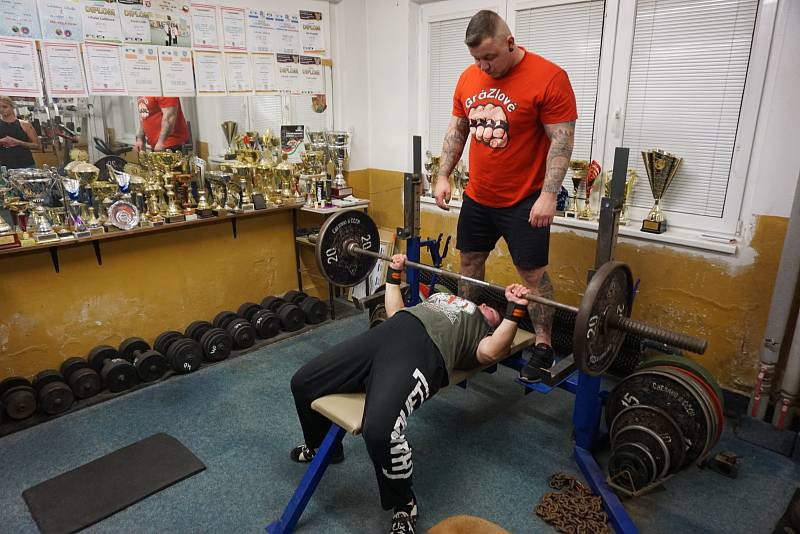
[118,2,150,44]
[271,13,300,55]
[0,36,42,96]
[121,45,162,96]
[0,0,41,39]
[193,50,225,95]
[82,0,123,43]
[245,10,273,53]
[149,0,191,48]
[224,52,252,94]
[276,53,300,94]
[158,46,195,96]
[299,55,324,95]
[191,3,219,49]
[299,10,325,54]
[41,40,87,97]
[38,0,83,42]
[83,42,127,95]
[251,53,276,93]
[220,6,245,51]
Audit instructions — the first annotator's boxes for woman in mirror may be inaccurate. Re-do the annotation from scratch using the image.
[0,95,40,169]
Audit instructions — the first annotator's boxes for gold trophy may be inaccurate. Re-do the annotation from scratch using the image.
[222,121,238,159]
[641,149,682,234]
[604,169,638,225]
[578,160,601,220]
[567,160,589,219]
[206,171,232,216]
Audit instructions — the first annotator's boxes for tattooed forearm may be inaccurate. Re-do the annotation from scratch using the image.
[541,121,575,194]
[528,271,555,338]
[438,116,469,180]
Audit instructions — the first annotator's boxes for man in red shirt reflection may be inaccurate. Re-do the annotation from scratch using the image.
[135,96,190,152]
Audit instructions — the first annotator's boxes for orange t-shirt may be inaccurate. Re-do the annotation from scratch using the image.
[452,49,577,207]
[137,96,189,149]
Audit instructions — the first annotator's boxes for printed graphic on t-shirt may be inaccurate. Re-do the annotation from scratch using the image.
[420,293,476,325]
[463,87,518,149]
[137,97,150,120]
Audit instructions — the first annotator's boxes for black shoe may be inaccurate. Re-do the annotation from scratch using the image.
[289,443,345,464]
[390,497,418,534]
[519,343,555,384]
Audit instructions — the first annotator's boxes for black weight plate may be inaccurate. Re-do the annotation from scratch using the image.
[154,330,183,356]
[101,359,138,393]
[185,320,213,341]
[610,405,686,474]
[227,318,256,349]
[119,337,151,362]
[0,376,32,396]
[608,442,656,492]
[613,425,670,480]
[199,328,232,362]
[67,367,101,400]
[167,338,203,374]
[573,261,633,375]
[2,385,36,420]
[316,209,381,287]
[32,370,63,392]
[134,350,169,382]
[213,311,238,330]
[300,297,328,324]
[640,354,725,410]
[278,303,305,332]
[656,364,723,445]
[252,309,280,339]
[38,381,74,415]
[87,345,119,372]
[237,302,263,322]
[654,366,716,459]
[606,369,709,467]
[268,298,288,313]
[60,357,89,381]
[283,290,307,304]
[261,296,282,311]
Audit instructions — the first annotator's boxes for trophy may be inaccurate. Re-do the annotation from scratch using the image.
[163,183,185,223]
[604,169,637,225]
[325,131,352,198]
[106,170,141,230]
[7,168,59,242]
[578,160,602,220]
[222,121,238,159]
[192,157,214,218]
[423,152,440,197]
[206,171,232,215]
[641,149,682,234]
[0,182,21,249]
[566,160,589,218]
[60,177,90,238]
[452,160,466,201]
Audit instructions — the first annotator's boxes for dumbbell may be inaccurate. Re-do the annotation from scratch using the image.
[213,310,256,350]
[87,345,138,393]
[153,331,203,374]
[60,357,102,399]
[238,302,281,340]
[185,320,232,362]
[32,370,74,416]
[261,296,305,332]
[0,376,37,421]
[119,337,169,382]
[282,290,328,325]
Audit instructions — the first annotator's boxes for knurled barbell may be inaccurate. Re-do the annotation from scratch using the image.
[312,209,707,375]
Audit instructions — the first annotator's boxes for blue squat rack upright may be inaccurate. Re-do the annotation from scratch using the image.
[266,141,639,534]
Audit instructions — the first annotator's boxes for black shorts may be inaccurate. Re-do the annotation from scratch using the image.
[456,191,550,269]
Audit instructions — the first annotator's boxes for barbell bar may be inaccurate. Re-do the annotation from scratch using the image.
[311,209,707,375]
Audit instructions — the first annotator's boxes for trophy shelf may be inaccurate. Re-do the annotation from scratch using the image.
[0,202,302,273]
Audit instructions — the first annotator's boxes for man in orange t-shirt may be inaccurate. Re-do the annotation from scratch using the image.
[135,96,190,152]
[433,10,577,384]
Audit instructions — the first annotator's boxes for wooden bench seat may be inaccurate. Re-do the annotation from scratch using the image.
[310,328,537,436]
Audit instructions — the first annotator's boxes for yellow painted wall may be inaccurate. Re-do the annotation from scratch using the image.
[0,211,297,379]
[359,168,789,394]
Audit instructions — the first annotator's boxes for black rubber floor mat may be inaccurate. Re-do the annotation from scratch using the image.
[23,433,205,534]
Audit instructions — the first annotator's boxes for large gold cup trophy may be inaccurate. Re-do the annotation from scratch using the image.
[641,149,682,234]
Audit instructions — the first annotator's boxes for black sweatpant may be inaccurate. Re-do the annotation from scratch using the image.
[290,312,448,510]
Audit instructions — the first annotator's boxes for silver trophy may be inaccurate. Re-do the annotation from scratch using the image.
[7,168,59,242]
[325,131,351,193]
[60,177,90,237]
[108,170,140,230]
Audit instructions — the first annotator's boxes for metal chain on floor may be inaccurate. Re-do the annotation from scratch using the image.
[534,472,610,534]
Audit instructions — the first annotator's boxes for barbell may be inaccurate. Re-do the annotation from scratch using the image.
[312,209,707,375]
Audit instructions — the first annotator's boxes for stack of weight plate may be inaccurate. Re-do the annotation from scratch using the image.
[604,354,725,495]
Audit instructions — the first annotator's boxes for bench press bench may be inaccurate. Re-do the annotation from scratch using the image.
[266,328,537,534]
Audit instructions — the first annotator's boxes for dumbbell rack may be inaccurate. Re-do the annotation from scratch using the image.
[399,142,638,534]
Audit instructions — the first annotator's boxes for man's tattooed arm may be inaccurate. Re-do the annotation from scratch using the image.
[437,115,470,180]
[541,121,575,193]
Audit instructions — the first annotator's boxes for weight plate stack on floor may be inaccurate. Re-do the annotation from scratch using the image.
[199,327,232,362]
[60,357,102,400]
[88,345,138,393]
[163,336,203,374]
[251,309,280,339]
[227,318,256,349]
[275,302,305,332]
[0,377,37,421]
[32,370,74,416]
[299,297,328,324]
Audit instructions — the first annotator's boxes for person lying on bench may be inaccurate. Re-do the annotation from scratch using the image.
[289,253,530,534]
